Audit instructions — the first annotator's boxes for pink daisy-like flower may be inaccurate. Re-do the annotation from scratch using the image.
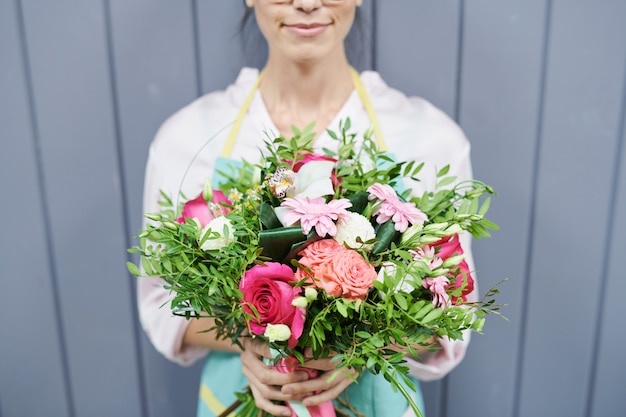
[409,245,443,269]
[367,183,428,233]
[281,197,352,237]
[422,275,451,307]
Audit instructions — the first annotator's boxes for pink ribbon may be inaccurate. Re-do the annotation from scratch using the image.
[274,356,336,417]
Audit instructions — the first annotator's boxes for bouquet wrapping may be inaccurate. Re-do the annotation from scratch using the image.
[128,120,502,417]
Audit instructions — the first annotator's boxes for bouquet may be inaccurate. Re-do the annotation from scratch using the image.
[128,120,502,417]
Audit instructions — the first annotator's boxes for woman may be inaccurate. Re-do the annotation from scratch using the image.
[139,0,476,416]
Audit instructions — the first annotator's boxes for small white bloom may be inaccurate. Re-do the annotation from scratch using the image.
[291,296,308,308]
[264,323,292,343]
[228,188,243,202]
[334,212,376,251]
[200,216,236,250]
[304,287,318,301]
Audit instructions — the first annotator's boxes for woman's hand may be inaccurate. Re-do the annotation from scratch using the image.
[281,349,358,408]
[240,337,311,416]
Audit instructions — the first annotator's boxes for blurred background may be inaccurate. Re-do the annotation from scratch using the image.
[1,1,625,416]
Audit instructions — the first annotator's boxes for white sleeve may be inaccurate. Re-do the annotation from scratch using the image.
[136,140,209,366]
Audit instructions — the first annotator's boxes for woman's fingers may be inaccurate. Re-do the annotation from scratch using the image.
[241,336,272,359]
[281,366,357,398]
[301,370,356,407]
[240,337,311,415]
[246,382,293,417]
[240,343,309,386]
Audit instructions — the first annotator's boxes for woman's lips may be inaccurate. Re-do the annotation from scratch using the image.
[283,23,329,37]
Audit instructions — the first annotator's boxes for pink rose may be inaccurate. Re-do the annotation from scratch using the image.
[431,234,474,302]
[239,263,305,348]
[296,239,376,300]
[176,190,230,227]
[295,239,344,272]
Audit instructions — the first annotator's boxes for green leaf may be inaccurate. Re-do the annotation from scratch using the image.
[436,176,456,188]
[422,308,443,324]
[372,221,400,255]
[126,262,141,276]
[259,202,282,230]
[414,303,433,320]
[481,218,500,230]
[258,226,306,262]
[141,256,154,276]
[336,300,348,318]
[394,293,408,311]
[479,197,491,215]
[347,192,369,214]
[370,334,384,348]
[436,165,450,177]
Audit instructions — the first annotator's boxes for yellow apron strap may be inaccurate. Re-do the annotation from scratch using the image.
[349,67,387,152]
[220,71,265,158]
[221,67,387,158]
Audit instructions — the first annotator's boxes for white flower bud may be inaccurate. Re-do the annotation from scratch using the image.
[304,288,318,301]
[202,178,213,202]
[264,323,292,343]
[401,223,424,245]
[291,296,308,308]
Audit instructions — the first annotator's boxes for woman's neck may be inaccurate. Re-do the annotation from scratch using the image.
[259,54,354,139]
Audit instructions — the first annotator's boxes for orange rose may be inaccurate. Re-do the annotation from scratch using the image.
[296,239,376,300]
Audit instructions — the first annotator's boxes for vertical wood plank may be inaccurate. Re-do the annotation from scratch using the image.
[107,1,204,417]
[375,0,461,117]
[18,2,144,415]
[518,2,626,416]
[589,87,626,417]
[0,1,70,416]
[197,0,253,94]
[347,0,374,71]
[109,0,199,239]
[449,2,547,417]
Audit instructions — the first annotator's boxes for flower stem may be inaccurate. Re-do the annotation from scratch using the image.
[381,365,425,417]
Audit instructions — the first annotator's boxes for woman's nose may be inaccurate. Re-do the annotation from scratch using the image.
[292,0,322,13]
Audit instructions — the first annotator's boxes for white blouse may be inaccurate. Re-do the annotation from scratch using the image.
[138,67,476,382]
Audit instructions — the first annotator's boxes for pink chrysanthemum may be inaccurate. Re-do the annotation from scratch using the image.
[367,183,428,233]
[422,275,451,307]
[281,197,352,237]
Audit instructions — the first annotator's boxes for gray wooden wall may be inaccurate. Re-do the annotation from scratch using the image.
[1,1,625,416]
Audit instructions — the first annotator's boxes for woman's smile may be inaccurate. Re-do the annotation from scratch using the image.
[282,22,330,38]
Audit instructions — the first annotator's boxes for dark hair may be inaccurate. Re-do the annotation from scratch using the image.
[238,3,366,70]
